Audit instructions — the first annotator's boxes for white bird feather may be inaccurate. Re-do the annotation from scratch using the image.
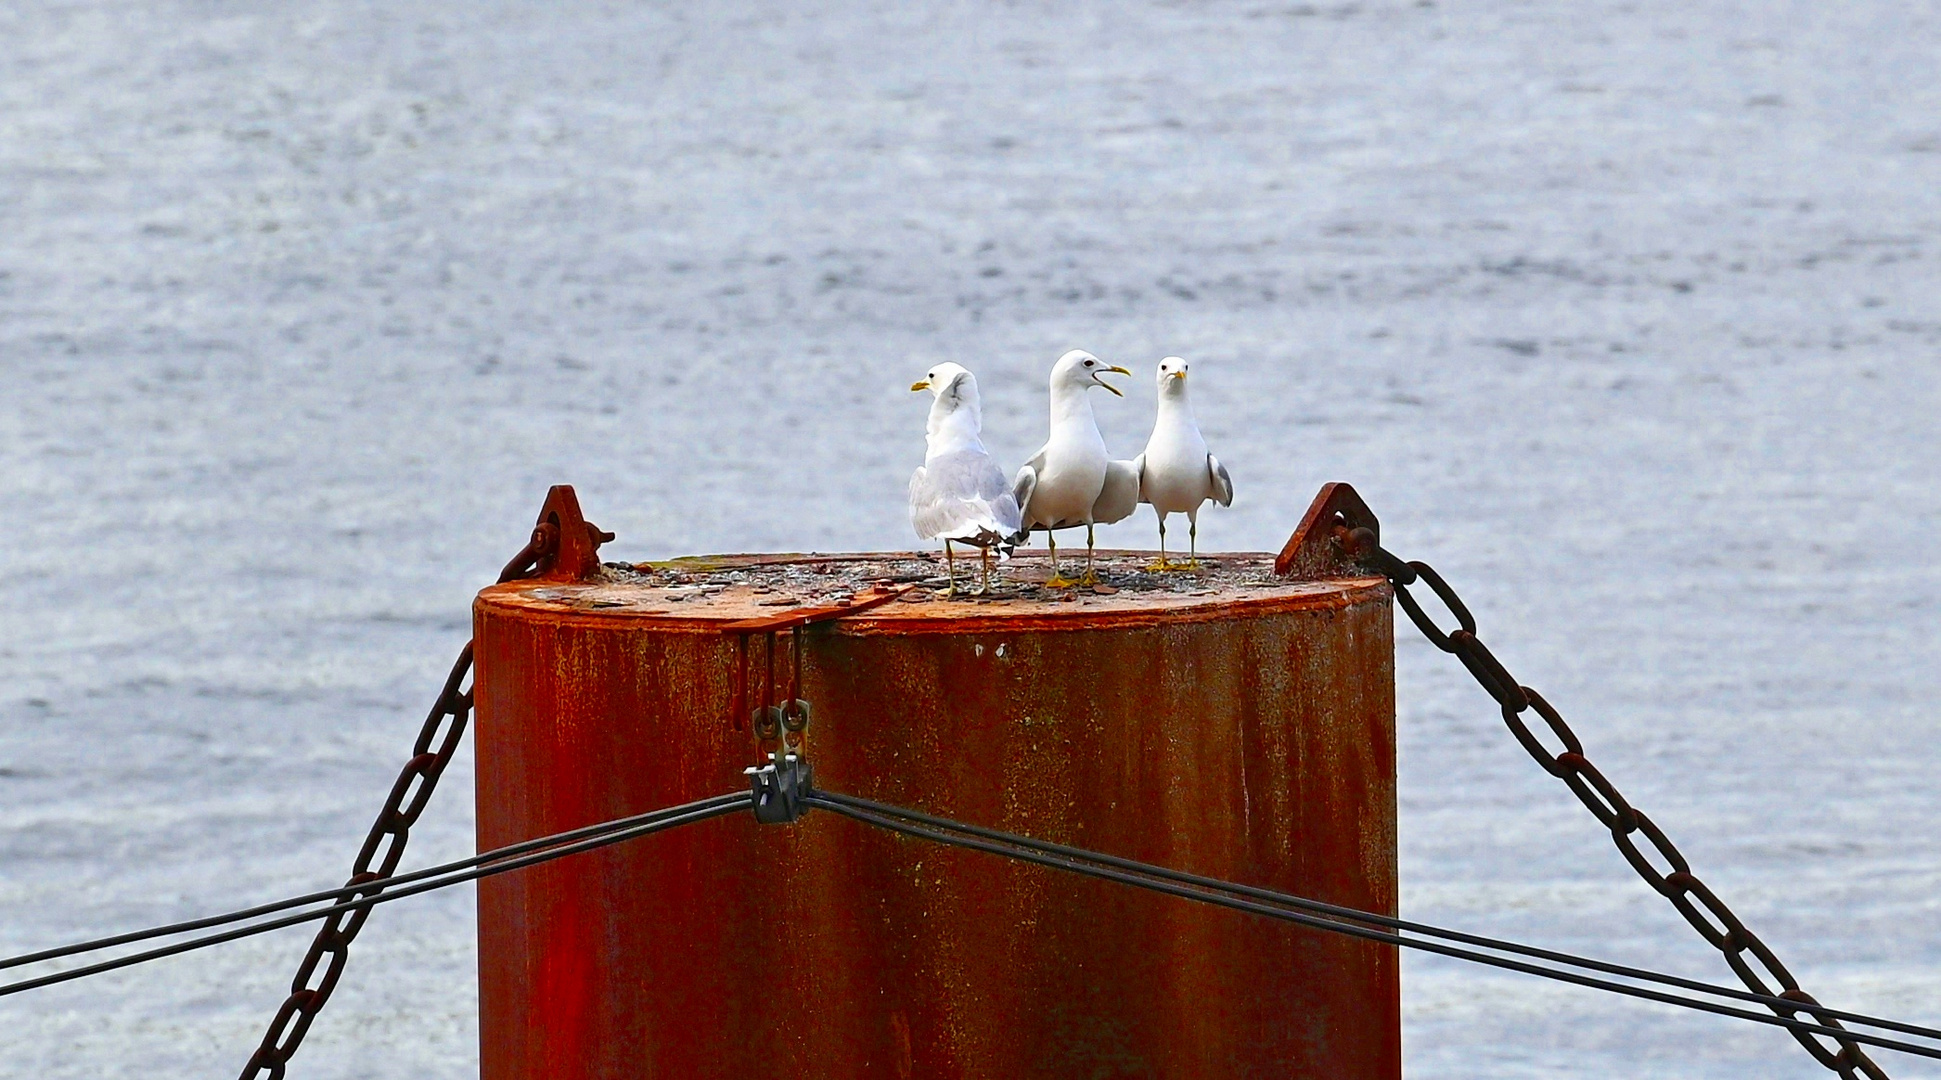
[1010,349,1131,536]
[908,363,1021,546]
[1138,356,1233,566]
[1007,349,1131,583]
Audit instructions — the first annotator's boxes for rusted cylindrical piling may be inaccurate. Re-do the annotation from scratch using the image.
[473,488,1398,1079]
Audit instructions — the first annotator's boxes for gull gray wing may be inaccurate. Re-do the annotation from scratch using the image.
[913,449,1020,542]
[1092,458,1142,525]
[909,464,945,540]
[1012,447,1045,526]
[1208,454,1233,507]
[977,453,1024,534]
[907,466,929,538]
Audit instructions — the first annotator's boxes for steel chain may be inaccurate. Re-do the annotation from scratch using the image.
[1341,525,1889,1080]
[237,526,556,1079]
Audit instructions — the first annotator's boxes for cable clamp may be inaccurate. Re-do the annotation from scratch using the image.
[745,753,814,825]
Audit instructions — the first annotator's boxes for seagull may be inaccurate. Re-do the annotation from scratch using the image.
[908,362,1022,596]
[1138,356,1233,569]
[1008,349,1132,587]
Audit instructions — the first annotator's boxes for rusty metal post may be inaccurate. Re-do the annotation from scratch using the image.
[472,485,1398,1079]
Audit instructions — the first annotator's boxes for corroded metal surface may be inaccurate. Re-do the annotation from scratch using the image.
[1276,482,1382,580]
[473,552,1397,1079]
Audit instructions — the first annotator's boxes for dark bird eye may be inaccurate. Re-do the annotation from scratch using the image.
[1084,359,1094,366]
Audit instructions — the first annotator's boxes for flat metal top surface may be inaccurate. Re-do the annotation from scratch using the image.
[476,551,1387,632]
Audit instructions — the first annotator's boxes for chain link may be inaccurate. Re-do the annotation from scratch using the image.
[238,527,555,1080]
[1340,525,1889,1080]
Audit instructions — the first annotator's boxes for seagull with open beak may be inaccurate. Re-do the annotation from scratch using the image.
[1008,348,1133,587]
[1137,356,1233,569]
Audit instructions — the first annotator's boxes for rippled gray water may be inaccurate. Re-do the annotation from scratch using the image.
[3,1,1939,1076]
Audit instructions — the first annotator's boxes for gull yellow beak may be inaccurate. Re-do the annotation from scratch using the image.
[1169,369,1187,381]
[910,380,931,392]
[1099,365,1131,396]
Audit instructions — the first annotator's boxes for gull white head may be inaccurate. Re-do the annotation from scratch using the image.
[911,361,978,408]
[910,361,984,452]
[1156,356,1191,400]
[1050,349,1130,397]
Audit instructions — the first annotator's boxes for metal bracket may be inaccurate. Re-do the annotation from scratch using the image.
[510,485,615,584]
[1274,483,1381,579]
[746,754,814,824]
[751,700,811,738]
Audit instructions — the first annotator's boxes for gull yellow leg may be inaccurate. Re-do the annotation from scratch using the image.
[1044,530,1079,589]
[936,540,958,597]
[1078,523,1100,586]
[1188,515,1200,569]
[1147,514,1174,572]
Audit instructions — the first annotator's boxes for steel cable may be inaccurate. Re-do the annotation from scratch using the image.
[0,794,743,1000]
[11,777,1937,1066]
[807,793,1941,1064]
[0,791,748,976]
[813,791,1941,1045]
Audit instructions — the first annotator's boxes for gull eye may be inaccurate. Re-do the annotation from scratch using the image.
[1084,359,1094,367]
